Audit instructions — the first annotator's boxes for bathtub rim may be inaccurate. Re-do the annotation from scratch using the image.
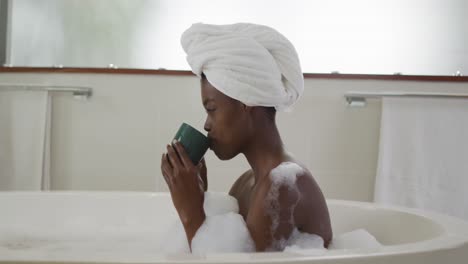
[0,191,467,263]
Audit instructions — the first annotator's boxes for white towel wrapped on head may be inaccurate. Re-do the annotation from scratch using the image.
[181,23,304,111]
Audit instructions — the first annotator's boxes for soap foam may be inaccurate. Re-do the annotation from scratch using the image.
[266,162,304,250]
[287,228,325,249]
[191,212,255,253]
[160,192,252,254]
[269,162,305,188]
[1,192,382,259]
[329,229,382,250]
[203,192,239,216]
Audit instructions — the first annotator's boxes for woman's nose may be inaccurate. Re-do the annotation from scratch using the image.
[204,118,211,133]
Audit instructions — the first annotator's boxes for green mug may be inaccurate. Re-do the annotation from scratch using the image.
[173,123,210,165]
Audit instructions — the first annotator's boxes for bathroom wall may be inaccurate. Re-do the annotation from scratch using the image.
[1,72,467,201]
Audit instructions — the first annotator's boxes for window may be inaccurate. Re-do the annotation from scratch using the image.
[5,0,468,75]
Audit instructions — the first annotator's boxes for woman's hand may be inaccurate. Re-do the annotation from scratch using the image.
[198,158,208,191]
[161,140,206,245]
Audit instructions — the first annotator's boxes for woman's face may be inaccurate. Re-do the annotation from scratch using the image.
[201,78,250,160]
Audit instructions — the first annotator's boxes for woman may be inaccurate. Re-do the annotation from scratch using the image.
[161,23,332,252]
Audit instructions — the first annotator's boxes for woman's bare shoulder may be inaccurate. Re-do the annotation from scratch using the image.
[229,169,253,196]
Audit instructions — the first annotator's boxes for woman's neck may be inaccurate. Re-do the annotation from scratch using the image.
[242,122,286,183]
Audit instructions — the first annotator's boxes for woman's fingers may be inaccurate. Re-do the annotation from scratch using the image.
[166,144,183,170]
[197,173,205,192]
[198,157,208,191]
[173,140,193,169]
[161,154,174,187]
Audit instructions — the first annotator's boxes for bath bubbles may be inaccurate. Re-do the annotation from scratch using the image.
[192,192,255,254]
[0,191,383,259]
[191,212,255,253]
[203,192,239,216]
[268,227,321,252]
[161,192,254,254]
[159,189,382,254]
[159,220,190,254]
[159,192,240,254]
[285,228,325,250]
[329,229,382,250]
[266,162,304,245]
[269,162,304,188]
[283,228,382,254]
[264,163,383,253]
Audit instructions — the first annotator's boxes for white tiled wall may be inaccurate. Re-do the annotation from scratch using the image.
[1,72,467,201]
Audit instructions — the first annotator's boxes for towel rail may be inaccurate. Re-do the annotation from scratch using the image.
[345,92,468,106]
[0,84,92,98]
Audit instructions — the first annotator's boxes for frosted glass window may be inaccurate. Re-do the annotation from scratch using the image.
[5,0,468,75]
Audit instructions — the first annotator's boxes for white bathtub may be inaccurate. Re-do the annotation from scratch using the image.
[1,191,467,264]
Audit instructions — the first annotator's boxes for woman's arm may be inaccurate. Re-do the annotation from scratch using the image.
[246,179,301,251]
[161,140,206,248]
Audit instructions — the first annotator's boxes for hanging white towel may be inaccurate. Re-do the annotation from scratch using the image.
[0,91,52,190]
[374,97,468,220]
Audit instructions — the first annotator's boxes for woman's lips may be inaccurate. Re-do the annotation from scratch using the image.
[207,137,214,149]
[208,138,218,152]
